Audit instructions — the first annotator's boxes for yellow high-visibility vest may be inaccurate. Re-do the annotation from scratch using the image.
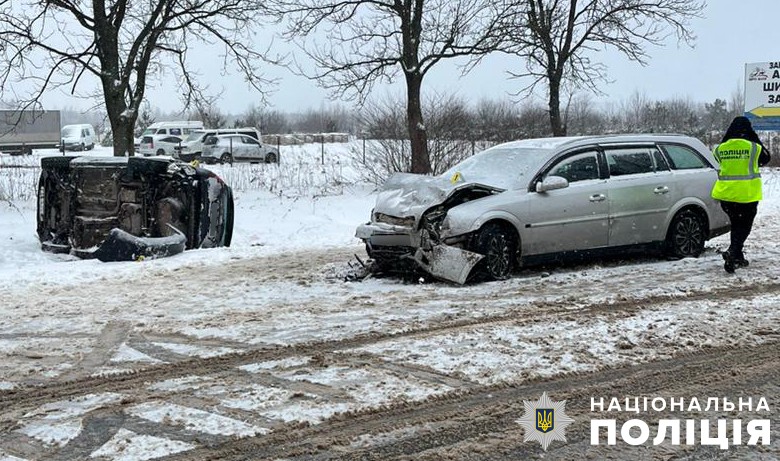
[711,139,762,203]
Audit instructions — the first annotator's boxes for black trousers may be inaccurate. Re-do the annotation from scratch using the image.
[720,201,759,257]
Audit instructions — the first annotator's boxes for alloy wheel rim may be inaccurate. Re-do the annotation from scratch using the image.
[486,235,510,277]
[675,216,702,255]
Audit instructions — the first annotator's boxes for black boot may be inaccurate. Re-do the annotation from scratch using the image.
[722,251,735,273]
[735,252,749,267]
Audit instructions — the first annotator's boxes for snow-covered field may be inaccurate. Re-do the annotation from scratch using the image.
[1,143,779,460]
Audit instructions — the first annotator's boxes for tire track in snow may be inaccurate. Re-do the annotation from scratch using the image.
[161,340,780,460]
[1,277,779,427]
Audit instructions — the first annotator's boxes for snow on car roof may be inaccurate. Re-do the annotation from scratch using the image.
[495,134,694,151]
[496,136,586,150]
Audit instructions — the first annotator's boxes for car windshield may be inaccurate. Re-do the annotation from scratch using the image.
[441,146,552,189]
[142,128,157,136]
[185,131,206,142]
[61,127,79,137]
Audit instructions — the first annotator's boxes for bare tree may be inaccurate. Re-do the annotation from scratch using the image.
[190,96,228,129]
[0,1,275,156]
[516,102,551,138]
[234,105,292,134]
[704,98,729,132]
[473,98,521,142]
[641,97,699,135]
[729,81,745,121]
[135,102,157,136]
[259,109,291,134]
[276,0,505,174]
[502,0,705,136]
[351,95,410,184]
[293,106,356,133]
[424,92,472,174]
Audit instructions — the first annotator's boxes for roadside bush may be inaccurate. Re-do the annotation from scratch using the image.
[216,161,348,198]
[0,156,39,201]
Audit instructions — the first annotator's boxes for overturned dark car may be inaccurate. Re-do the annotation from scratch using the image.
[37,156,234,262]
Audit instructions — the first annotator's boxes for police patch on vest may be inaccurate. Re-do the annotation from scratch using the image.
[718,149,750,159]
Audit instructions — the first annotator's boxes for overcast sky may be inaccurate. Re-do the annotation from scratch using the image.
[43,1,780,115]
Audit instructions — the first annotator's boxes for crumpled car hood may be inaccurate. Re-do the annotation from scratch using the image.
[373,172,503,221]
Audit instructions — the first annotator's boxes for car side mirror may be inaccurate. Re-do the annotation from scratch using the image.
[536,175,569,193]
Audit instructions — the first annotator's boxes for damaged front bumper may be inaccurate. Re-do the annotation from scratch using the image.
[356,222,483,284]
[413,245,483,284]
[91,227,187,262]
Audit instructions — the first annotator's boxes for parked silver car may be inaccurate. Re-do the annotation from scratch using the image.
[356,135,730,283]
[138,135,183,157]
[176,127,262,161]
[201,134,279,164]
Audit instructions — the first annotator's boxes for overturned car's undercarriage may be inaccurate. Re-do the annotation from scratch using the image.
[37,156,234,262]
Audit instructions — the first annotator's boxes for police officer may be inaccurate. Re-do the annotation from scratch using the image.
[711,116,771,273]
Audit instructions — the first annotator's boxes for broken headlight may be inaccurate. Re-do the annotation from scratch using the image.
[374,211,415,227]
[421,206,447,242]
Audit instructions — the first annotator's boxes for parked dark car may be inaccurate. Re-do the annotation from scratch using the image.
[37,156,234,261]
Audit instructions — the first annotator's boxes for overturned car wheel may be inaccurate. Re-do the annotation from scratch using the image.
[472,223,516,281]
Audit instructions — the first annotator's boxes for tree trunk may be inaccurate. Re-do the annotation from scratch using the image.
[101,78,138,156]
[405,73,432,174]
[548,75,566,137]
[110,113,136,157]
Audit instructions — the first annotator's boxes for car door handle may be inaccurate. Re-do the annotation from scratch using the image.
[589,194,606,202]
[654,186,670,194]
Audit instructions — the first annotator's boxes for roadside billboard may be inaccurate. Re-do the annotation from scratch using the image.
[744,61,780,130]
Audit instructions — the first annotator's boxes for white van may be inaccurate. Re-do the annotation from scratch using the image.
[134,121,204,151]
[61,124,96,151]
[140,120,204,137]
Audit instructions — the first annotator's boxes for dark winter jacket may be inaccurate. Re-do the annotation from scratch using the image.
[721,116,771,166]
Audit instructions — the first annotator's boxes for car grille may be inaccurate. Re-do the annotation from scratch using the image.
[374,212,414,227]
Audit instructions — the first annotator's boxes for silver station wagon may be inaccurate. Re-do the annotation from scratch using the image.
[356,135,730,283]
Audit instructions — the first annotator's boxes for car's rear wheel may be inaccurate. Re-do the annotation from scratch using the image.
[666,209,706,258]
[472,222,516,280]
[220,153,233,164]
[265,152,277,163]
[80,143,86,151]
[156,149,165,156]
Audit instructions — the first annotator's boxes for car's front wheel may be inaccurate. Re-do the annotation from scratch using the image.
[472,222,516,280]
[220,153,233,164]
[265,152,277,163]
[666,209,706,258]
